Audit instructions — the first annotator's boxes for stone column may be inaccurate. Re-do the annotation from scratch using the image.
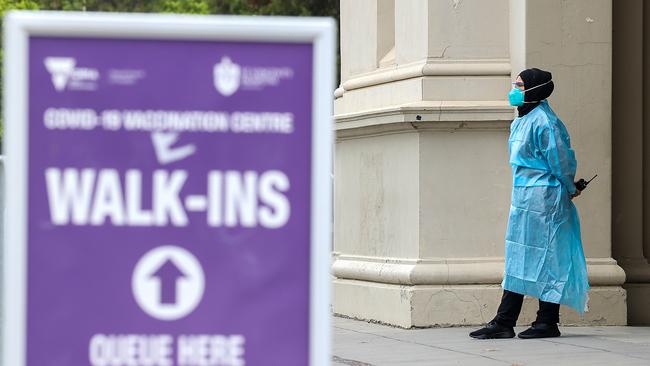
[613,0,650,325]
[644,0,650,288]
[333,0,625,327]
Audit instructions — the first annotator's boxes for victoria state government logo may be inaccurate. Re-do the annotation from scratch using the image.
[44,56,99,92]
[213,56,241,97]
[44,57,76,91]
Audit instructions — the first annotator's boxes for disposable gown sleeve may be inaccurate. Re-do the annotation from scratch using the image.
[538,123,577,195]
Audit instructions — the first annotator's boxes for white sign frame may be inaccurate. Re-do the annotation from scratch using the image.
[3,10,334,366]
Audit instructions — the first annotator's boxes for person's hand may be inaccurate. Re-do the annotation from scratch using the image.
[571,189,582,200]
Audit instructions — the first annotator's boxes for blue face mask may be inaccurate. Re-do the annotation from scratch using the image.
[508,79,553,107]
[508,88,525,106]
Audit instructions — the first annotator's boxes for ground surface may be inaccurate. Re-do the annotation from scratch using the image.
[333,316,650,365]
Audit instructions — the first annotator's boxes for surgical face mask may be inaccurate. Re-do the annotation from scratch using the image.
[508,87,525,106]
[508,79,553,107]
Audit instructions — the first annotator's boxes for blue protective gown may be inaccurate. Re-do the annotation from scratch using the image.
[502,100,590,313]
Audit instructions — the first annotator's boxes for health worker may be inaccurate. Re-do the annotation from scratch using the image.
[470,68,590,339]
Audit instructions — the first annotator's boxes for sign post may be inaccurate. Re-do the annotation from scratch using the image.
[3,11,334,366]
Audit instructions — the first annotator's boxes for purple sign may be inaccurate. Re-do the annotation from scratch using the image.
[4,12,334,366]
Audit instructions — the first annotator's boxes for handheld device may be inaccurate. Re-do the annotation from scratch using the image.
[575,174,598,191]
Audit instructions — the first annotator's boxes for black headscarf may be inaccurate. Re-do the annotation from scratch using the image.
[517,68,554,117]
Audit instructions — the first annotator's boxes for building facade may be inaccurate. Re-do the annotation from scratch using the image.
[332,0,647,327]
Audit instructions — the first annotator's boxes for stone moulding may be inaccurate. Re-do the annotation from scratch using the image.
[335,101,515,139]
[334,59,511,98]
[332,254,626,287]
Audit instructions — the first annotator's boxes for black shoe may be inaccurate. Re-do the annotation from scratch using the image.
[469,321,515,339]
[518,323,561,339]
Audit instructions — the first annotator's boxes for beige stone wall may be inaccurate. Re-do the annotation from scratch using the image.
[418,130,510,258]
[339,0,379,82]
[335,133,420,258]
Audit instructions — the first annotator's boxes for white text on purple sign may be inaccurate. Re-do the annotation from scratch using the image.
[45,169,290,229]
[44,108,295,134]
[89,333,245,366]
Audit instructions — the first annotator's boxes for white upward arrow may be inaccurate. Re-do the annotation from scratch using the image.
[151,132,196,165]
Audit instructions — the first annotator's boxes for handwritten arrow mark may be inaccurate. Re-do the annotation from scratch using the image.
[151,132,196,165]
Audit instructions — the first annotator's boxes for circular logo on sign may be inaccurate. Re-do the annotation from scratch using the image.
[132,245,205,321]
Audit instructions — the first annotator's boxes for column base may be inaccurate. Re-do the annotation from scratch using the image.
[616,259,650,324]
[333,279,627,328]
[624,283,650,325]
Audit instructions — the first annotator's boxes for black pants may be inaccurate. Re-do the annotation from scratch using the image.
[493,290,560,327]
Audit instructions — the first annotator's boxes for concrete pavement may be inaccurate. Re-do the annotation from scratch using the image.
[332,316,650,365]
